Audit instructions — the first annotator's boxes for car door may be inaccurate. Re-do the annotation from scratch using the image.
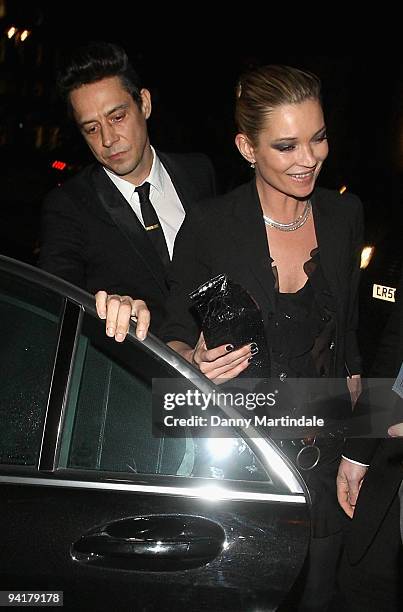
[0,257,310,612]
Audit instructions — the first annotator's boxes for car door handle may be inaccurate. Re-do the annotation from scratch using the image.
[72,515,226,571]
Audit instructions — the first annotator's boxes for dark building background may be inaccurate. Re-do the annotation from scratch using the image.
[0,0,402,371]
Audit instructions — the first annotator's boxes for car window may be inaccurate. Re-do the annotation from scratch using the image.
[0,271,63,466]
[59,313,270,483]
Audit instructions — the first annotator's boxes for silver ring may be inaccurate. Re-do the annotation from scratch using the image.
[296,444,320,471]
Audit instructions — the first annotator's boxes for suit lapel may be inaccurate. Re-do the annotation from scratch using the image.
[228,181,276,312]
[312,190,342,303]
[90,166,168,294]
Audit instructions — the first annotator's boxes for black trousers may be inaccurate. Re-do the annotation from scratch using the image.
[336,492,403,612]
[279,531,343,611]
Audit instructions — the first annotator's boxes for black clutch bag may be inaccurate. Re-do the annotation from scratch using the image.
[189,273,270,378]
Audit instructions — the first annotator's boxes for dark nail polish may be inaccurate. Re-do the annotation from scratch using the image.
[250,342,258,351]
[226,344,234,351]
[248,356,254,362]
[251,346,259,356]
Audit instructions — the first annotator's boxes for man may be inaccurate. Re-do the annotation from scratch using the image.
[39,42,216,340]
[336,269,403,611]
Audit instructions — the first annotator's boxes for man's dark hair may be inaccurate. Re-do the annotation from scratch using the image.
[57,41,143,115]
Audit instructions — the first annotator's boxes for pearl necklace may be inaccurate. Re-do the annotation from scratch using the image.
[263,200,312,232]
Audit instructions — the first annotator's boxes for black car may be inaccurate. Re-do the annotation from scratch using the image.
[0,255,310,611]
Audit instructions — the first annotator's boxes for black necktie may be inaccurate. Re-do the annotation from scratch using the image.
[135,182,170,267]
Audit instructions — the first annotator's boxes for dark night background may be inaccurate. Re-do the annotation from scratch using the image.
[0,1,402,371]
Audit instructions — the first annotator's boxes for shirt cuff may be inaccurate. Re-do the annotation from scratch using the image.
[342,455,370,467]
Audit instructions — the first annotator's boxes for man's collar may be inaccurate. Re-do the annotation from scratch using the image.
[146,146,164,193]
[103,146,164,196]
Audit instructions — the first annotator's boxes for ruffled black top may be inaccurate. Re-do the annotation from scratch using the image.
[269,248,337,381]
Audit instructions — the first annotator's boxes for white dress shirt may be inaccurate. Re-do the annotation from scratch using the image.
[103,146,185,259]
[341,455,370,467]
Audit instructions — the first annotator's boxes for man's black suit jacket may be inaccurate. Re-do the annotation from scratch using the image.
[38,152,216,336]
[343,271,403,563]
[163,179,363,380]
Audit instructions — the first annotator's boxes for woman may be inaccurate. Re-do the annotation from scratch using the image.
[162,65,363,611]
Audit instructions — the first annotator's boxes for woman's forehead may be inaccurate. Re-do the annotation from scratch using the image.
[260,100,324,137]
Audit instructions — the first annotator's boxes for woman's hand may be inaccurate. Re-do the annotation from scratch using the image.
[347,374,362,409]
[169,333,255,382]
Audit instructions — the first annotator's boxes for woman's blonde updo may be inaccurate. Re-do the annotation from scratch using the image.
[235,65,322,145]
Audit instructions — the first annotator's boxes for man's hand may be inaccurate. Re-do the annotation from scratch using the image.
[388,422,403,437]
[336,457,368,518]
[95,291,150,342]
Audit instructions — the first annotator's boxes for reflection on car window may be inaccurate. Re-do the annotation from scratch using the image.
[60,314,269,482]
[0,271,62,466]
[190,437,267,480]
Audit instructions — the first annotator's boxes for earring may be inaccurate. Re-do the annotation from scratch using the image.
[250,161,255,169]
